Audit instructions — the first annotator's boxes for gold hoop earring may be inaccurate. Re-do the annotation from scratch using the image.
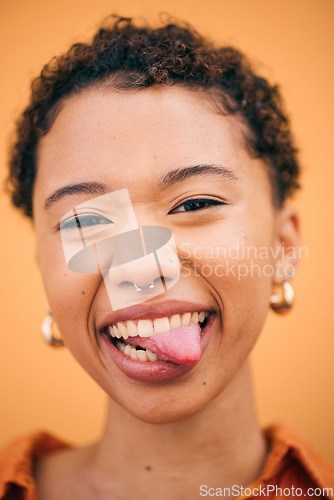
[41,308,64,347]
[270,281,295,315]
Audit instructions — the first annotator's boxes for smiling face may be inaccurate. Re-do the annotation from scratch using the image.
[33,85,297,423]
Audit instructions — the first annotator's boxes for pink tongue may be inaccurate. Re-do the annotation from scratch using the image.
[126,323,202,364]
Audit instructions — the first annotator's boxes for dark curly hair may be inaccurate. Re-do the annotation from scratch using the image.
[7,15,300,218]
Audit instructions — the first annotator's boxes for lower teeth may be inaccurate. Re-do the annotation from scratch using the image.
[116,341,159,362]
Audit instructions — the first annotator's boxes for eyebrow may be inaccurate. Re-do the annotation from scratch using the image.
[44,165,237,209]
[44,182,107,209]
[159,164,237,188]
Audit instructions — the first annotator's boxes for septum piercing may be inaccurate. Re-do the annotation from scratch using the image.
[134,282,155,292]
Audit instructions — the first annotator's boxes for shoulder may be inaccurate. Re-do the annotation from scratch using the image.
[259,425,334,498]
[0,432,70,500]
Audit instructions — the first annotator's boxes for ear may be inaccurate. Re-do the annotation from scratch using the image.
[272,205,301,285]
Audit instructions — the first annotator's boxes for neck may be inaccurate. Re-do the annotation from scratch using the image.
[86,361,267,499]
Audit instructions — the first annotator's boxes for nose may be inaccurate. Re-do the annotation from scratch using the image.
[102,226,180,310]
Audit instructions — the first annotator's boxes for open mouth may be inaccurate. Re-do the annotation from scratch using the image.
[101,311,210,364]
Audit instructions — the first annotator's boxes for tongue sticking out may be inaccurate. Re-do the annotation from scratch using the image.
[125,323,202,364]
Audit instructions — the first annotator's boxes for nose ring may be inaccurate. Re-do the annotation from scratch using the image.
[134,281,155,292]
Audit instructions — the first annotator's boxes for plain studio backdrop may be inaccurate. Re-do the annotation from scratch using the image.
[0,0,333,464]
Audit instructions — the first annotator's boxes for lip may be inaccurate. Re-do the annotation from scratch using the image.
[99,312,215,383]
[98,300,215,331]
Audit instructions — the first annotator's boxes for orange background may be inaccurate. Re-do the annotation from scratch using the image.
[1,0,333,463]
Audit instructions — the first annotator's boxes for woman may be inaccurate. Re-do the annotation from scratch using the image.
[1,15,333,500]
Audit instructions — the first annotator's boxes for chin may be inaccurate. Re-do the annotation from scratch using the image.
[125,402,207,425]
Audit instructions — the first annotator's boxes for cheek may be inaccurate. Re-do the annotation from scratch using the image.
[36,232,102,339]
[39,250,108,379]
[178,211,275,358]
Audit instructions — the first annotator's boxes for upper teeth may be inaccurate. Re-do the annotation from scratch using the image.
[108,311,206,340]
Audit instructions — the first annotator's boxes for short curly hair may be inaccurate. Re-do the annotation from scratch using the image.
[7,15,300,218]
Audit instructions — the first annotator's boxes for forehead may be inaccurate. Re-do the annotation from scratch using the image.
[36,86,251,183]
[33,85,275,220]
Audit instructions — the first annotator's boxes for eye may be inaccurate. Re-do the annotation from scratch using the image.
[60,214,113,230]
[169,198,226,214]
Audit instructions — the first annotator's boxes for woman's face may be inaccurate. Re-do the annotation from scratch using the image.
[33,85,297,423]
